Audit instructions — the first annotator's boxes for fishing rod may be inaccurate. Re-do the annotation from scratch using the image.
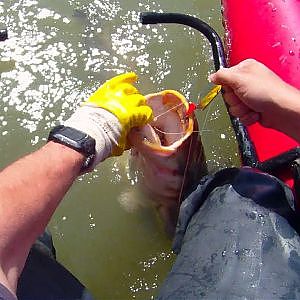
[140,12,258,168]
[141,12,225,71]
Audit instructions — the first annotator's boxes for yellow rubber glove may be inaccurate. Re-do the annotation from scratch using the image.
[83,72,153,156]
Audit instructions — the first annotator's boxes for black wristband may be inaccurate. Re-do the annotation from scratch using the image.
[48,125,96,171]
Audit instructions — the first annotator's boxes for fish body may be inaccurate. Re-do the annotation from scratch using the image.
[128,90,207,236]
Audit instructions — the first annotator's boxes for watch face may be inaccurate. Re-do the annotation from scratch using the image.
[61,126,87,142]
[48,125,96,171]
[48,125,96,157]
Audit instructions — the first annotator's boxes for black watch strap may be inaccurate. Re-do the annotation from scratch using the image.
[48,125,96,171]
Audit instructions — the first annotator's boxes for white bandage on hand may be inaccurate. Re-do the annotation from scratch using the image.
[64,106,122,168]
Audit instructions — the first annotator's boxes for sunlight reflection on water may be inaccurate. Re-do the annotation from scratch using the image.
[0,0,238,299]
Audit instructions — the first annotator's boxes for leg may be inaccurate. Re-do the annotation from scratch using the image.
[158,168,300,299]
[17,229,94,300]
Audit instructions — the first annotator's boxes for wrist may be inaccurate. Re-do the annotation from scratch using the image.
[48,125,96,172]
[45,141,86,175]
[64,106,122,166]
[269,87,300,141]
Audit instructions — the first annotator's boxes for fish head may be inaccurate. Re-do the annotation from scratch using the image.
[128,89,207,237]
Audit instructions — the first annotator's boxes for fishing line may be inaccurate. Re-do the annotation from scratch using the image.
[153,126,186,135]
[152,102,201,136]
[177,134,193,205]
[152,102,185,121]
[141,99,207,218]
[150,102,206,205]
[152,115,204,205]
[200,100,212,135]
[152,100,214,136]
[177,127,205,206]
[153,126,212,135]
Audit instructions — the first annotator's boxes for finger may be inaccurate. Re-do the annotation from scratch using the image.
[239,112,260,126]
[131,106,154,127]
[209,68,239,88]
[119,82,139,95]
[220,84,232,93]
[121,72,138,84]
[110,72,138,86]
[229,103,252,118]
[101,72,138,90]
[127,94,147,107]
[222,89,242,106]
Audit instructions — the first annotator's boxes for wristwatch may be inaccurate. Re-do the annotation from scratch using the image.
[48,125,96,171]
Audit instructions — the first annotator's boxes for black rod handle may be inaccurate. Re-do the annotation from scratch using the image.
[140,12,226,71]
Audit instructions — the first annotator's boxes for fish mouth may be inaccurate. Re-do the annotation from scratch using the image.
[130,90,194,156]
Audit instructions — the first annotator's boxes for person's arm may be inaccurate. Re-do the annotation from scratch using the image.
[0,73,153,296]
[0,142,84,294]
[210,58,300,142]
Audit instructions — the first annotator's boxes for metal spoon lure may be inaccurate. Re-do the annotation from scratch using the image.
[186,82,222,116]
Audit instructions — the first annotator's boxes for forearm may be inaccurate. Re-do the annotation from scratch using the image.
[0,72,152,296]
[210,59,300,138]
[0,141,84,293]
[269,85,300,142]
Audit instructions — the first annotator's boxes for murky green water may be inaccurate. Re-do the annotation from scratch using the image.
[0,0,239,299]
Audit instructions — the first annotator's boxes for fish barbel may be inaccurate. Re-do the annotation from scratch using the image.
[128,90,207,236]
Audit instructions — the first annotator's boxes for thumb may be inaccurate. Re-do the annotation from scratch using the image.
[102,72,138,89]
[131,106,153,127]
[209,68,239,89]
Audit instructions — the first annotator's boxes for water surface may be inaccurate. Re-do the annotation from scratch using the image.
[0,0,239,299]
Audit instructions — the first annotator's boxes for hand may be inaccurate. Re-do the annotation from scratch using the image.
[64,73,153,168]
[209,59,300,129]
[84,72,153,155]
